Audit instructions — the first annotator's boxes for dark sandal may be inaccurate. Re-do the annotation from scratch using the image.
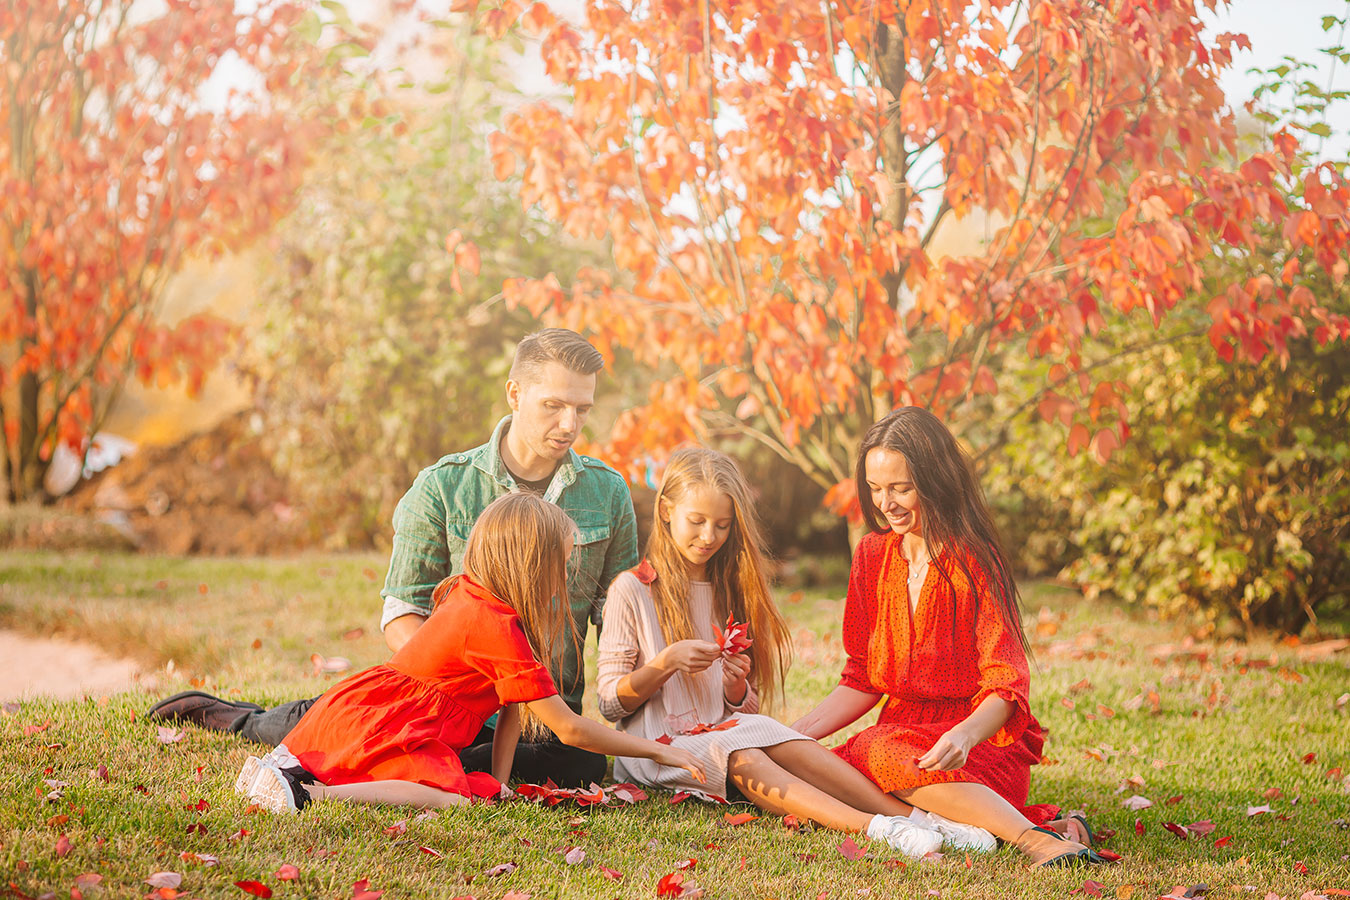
[1019,826,1107,869]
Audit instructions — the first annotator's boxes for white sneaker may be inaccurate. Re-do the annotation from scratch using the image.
[234,756,264,795]
[248,763,310,814]
[910,808,997,852]
[866,814,944,858]
[259,743,302,769]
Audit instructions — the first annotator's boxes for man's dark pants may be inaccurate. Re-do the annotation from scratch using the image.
[229,698,607,787]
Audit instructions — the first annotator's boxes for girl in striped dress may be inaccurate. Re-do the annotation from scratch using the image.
[596,448,981,856]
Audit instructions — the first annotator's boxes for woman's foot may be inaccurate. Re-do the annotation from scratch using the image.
[249,763,316,814]
[910,809,998,852]
[866,814,944,858]
[1014,825,1105,869]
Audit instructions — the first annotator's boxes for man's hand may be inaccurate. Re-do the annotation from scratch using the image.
[384,613,427,653]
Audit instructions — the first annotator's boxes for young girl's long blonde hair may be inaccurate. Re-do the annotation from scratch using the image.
[455,491,579,736]
[647,448,792,711]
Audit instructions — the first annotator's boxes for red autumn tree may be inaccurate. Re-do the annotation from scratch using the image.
[473,0,1349,514]
[0,0,328,501]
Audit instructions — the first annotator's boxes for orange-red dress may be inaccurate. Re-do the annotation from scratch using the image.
[281,575,557,799]
[833,531,1051,823]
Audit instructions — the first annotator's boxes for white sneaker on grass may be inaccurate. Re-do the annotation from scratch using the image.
[248,763,313,814]
[234,756,264,796]
[909,808,998,852]
[866,814,945,857]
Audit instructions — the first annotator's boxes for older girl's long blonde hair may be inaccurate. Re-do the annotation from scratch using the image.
[457,491,579,736]
[647,448,792,711]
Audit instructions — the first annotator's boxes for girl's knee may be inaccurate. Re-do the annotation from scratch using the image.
[728,748,768,771]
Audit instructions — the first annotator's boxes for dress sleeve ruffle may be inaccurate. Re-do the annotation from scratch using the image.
[494,665,559,705]
[724,678,760,715]
[971,685,1032,747]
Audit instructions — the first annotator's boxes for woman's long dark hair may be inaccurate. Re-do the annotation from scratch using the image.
[855,407,1031,657]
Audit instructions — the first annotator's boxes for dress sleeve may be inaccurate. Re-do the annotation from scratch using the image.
[466,615,558,706]
[839,536,881,694]
[968,569,1033,747]
[595,574,642,721]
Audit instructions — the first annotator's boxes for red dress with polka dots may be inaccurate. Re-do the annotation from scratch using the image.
[833,531,1050,822]
[281,575,557,799]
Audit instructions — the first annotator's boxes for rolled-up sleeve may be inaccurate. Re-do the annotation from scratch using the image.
[596,575,641,721]
[380,474,449,631]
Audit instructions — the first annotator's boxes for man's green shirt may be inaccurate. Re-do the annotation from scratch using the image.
[380,416,639,713]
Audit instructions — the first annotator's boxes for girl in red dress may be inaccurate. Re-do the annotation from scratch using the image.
[236,492,704,812]
[792,407,1104,868]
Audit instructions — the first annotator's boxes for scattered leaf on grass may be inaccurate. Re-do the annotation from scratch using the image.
[156,727,184,744]
[73,875,101,888]
[1187,820,1216,835]
[90,765,109,783]
[234,881,272,898]
[351,879,384,900]
[145,874,182,889]
[1165,795,1184,805]
[383,820,407,836]
[1116,886,1136,900]
[657,871,685,897]
[1301,753,1317,764]
[669,792,691,804]
[1096,849,1123,862]
[837,836,866,860]
[485,862,517,877]
[674,858,696,870]
[1247,805,1271,818]
[1135,819,1145,836]
[723,812,757,826]
[273,865,299,881]
[501,892,530,900]
[54,835,71,857]
[1164,823,1190,840]
[179,852,218,866]
[562,847,585,865]
[1214,835,1233,848]
[1083,881,1106,898]
[1263,787,1283,801]
[599,866,622,881]
[419,846,443,859]
[1293,861,1309,875]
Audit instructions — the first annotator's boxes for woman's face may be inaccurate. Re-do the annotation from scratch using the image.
[864,447,923,537]
[661,484,734,579]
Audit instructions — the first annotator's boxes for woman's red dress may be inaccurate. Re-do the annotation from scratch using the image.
[281,575,557,799]
[833,531,1050,822]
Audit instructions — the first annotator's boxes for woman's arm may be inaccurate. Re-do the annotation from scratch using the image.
[524,695,706,783]
[615,640,722,712]
[789,684,883,740]
[916,693,1014,771]
[491,704,522,784]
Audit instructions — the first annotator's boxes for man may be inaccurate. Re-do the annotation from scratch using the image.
[147,329,638,786]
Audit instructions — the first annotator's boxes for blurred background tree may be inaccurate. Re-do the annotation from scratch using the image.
[247,16,601,547]
[984,16,1350,635]
[0,0,328,503]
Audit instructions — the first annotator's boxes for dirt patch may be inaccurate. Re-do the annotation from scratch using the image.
[57,413,314,556]
[0,629,148,702]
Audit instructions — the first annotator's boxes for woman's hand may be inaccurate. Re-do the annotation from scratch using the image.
[916,724,978,771]
[657,639,723,675]
[655,745,707,784]
[722,651,751,704]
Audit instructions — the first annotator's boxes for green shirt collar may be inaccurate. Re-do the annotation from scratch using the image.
[474,415,583,502]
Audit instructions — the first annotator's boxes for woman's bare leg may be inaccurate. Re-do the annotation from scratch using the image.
[896,782,1030,840]
[761,740,914,817]
[308,780,471,809]
[728,749,875,832]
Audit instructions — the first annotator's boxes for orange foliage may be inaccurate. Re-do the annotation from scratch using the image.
[469,0,1349,506]
[0,0,329,499]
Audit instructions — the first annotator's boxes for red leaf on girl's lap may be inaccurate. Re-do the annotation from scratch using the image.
[684,718,738,735]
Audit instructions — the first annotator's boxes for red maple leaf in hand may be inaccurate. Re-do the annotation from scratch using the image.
[714,613,752,656]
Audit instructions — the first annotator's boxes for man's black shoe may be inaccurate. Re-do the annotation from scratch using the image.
[145,691,264,732]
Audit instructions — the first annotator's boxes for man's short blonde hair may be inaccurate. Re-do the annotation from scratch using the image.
[508,328,604,386]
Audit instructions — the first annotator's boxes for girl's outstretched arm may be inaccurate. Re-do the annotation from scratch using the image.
[790,685,883,740]
[524,695,707,784]
[492,704,522,785]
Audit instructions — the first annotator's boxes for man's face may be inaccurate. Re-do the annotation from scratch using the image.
[506,362,597,462]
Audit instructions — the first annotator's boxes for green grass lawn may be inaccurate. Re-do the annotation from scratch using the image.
[2,550,1348,899]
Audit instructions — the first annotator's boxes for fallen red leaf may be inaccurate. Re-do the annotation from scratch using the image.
[1083,880,1105,898]
[674,858,697,870]
[54,835,71,857]
[383,820,407,836]
[1135,819,1145,836]
[273,864,299,881]
[234,881,272,898]
[351,879,384,900]
[145,873,182,889]
[1263,787,1283,800]
[599,866,623,881]
[1165,795,1184,805]
[24,721,52,735]
[656,871,685,897]
[1293,861,1309,875]
[1214,835,1233,848]
[1186,820,1216,835]
[1095,849,1123,862]
[1163,822,1190,840]
[837,836,866,860]
[419,846,443,859]
[669,792,692,804]
[485,862,518,877]
[1301,752,1316,764]
[91,765,109,783]
[723,812,758,826]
